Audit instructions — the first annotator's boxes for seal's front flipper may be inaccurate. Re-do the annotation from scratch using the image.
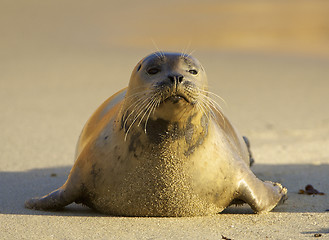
[25,182,82,211]
[237,172,287,213]
[25,188,70,210]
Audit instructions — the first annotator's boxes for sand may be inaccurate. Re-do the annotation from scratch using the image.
[1,1,329,239]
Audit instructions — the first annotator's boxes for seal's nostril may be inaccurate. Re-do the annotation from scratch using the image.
[168,75,175,83]
[168,74,184,84]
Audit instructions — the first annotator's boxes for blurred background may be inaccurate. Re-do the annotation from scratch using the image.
[1,0,329,169]
[2,0,329,55]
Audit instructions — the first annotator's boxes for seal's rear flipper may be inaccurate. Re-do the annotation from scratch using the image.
[243,136,255,166]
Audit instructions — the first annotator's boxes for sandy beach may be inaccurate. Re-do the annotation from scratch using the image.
[1,1,329,239]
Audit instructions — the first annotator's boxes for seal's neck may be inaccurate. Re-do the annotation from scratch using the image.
[120,108,209,157]
[147,112,208,148]
[120,98,210,151]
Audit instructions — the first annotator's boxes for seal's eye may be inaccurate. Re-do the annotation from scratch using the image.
[136,64,142,72]
[147,68,160,75]
[189,69,198,75]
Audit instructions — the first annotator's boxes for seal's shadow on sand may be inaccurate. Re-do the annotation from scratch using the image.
[1,164,328,216]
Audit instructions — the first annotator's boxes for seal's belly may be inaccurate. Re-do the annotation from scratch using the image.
[85,145,238,217]
[90,175,229,216]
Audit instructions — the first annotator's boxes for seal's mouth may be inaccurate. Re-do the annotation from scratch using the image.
[165,94,190,104]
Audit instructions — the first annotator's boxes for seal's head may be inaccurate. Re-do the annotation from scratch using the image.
[120,52,222,142]
[123,52,208,121]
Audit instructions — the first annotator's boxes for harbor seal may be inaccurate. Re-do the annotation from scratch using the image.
[25,52,287,216]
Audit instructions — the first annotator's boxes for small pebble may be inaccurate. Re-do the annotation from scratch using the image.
[298,184,325,195]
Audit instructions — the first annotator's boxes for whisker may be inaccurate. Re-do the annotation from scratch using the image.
[137,93,159,127]
[124,86,158,108]
[124,89,152,101]
[198,89,227,106]
[124,93,159,140]
[201,94,223,111]
[144,95,160,133]
[198,90,226,112]
[201,97,226,128]
[187,49,196,58]
[181,40,192,58]
[124,93,150,113]
[160,49,165,59]
[196,102,211,123]
[123,95,151,131]
[151,39,163,59]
